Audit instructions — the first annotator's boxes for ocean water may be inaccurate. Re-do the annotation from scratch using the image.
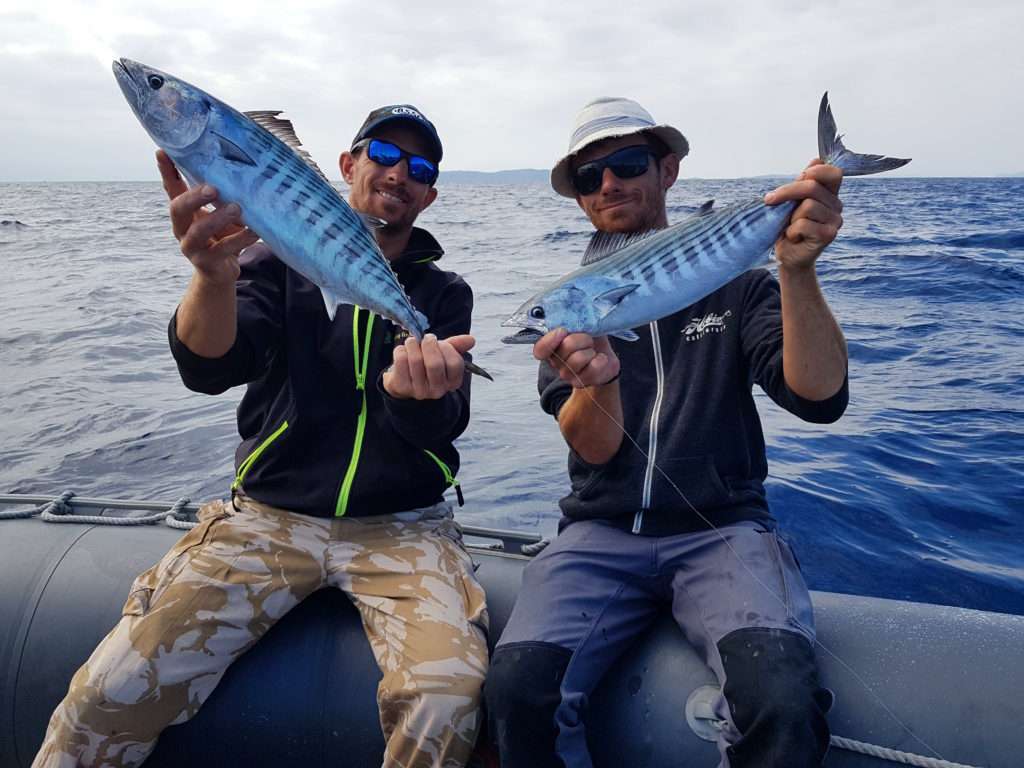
[1,178,1022,615]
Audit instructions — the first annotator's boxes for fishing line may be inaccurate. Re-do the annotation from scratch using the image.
[550,348,950,763]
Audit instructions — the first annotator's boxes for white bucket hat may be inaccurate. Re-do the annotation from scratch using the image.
[550,97,689,198]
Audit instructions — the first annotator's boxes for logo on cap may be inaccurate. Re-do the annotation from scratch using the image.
[391,106,423,120]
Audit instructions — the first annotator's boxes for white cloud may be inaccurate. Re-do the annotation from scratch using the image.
[1,0,1022,180]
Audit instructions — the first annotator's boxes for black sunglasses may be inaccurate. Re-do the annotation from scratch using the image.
[571,145,660,196]
[355,138,439,186]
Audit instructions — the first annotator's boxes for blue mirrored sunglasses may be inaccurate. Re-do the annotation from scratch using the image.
[356,138,439,186]
[571,145,660,196]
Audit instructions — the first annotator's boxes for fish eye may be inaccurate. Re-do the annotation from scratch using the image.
[147,74,164,90]
[529,306,545,320]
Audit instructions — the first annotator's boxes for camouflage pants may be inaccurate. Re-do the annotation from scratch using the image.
[32,496,490,768]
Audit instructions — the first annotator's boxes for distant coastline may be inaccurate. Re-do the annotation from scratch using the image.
[438,169,550,185]
[434,169,799,185]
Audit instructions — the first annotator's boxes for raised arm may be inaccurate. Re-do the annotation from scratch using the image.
[158,150,259,358]
[765,160,848,400]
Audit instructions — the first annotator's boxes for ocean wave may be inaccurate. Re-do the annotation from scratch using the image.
[828,250,1023,298]
[941,231,1024,250]
[540,229,589,243]
[840,235,932,249]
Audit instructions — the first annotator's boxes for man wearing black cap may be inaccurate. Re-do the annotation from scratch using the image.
[33,106,488,768]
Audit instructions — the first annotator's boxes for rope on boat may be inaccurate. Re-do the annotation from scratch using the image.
[0,501,47,519]
[165,505,199,529]
[829,735,983,768]
[0,493,543,551]
[520,537,551,556]
[0,490,80,520]
[0,492,198,528]
[697,709,982,768]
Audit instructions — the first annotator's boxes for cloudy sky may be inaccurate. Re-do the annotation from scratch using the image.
[1,0,1021,181]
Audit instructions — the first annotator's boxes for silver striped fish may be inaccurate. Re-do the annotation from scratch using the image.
[501,93,910,344]
[113,58,491,379]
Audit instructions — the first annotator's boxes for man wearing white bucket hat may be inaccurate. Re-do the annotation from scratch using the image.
[486,96,847,767]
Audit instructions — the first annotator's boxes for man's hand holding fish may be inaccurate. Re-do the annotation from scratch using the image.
[159,150,258,358]
[765,159,849,401]
[383,331,477,400]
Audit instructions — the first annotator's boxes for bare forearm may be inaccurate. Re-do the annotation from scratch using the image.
[558,382,624,464]
[779,264,847,400]
[176,273,237,358]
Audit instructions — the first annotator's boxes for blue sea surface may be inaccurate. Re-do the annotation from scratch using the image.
[0,177,1021,615]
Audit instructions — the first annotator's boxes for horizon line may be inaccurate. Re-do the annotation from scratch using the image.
[2,173,1021,183]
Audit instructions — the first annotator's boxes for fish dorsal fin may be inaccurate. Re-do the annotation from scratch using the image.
[694,199,715,216]
[581,228,661,266]
[244,110,330,183]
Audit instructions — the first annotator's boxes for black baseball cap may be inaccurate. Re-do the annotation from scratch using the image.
[351,104,443,163]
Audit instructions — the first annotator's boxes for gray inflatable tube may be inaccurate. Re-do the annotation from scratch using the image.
[1,518,1022,767]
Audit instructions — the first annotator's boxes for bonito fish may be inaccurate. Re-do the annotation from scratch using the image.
[502,93,910,344]
[112,58,491,379]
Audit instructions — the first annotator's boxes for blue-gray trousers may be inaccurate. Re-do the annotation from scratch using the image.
[485,519,832,768]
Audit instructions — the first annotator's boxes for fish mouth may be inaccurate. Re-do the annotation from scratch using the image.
[112,58,143,105]
[501,328,545,345]
[500,313,547,344]
[113,58,136,83]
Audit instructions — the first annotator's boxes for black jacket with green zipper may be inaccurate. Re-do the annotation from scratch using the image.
[538,269,848,537]
[168,227,472,519]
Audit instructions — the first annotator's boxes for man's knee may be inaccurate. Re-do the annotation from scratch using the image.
[384,656,487,719]
[719,627,832,767]
[484,643,571,766]
[486,643,569,718]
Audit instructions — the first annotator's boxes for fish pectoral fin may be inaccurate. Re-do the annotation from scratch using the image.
[609,329,640,342]
[213,133,257,166]
[593,283,640,316]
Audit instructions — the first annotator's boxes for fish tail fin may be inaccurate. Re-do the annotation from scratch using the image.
[463,357,494,381]
[407,309,493,380]
[818,92,911,176]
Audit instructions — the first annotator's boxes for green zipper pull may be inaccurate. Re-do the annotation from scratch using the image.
[232,420,289,491]
[336,306,376,517]
[423,449,464,506]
